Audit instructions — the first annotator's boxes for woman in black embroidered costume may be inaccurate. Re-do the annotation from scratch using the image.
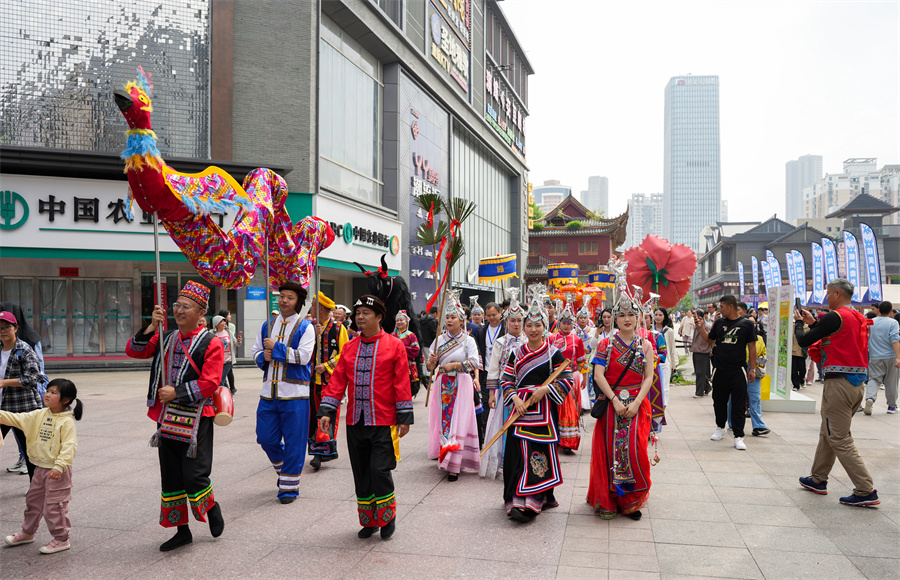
[499,289,573,522]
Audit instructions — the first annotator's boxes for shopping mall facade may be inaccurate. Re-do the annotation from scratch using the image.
[0,0,532,360]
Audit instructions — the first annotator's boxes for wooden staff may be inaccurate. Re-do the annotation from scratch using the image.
[480,359,570,456]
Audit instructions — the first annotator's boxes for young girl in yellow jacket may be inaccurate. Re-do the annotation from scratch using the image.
[2,378,83,554]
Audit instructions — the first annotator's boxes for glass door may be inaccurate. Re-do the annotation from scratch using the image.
[104,280,133,354]
[72,280,100,355]
[39,280,67,355]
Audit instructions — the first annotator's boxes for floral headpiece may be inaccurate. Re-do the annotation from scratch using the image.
[504,287,525,320]
[469,295,484,315]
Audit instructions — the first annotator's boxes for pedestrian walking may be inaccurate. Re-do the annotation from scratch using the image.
[695,295,757,451]
[2,379,83,554]
[251,281,315,504]
[796,278,879,506]
[216,309,241,394]
[309,291,349,471]
[862,301,900,415]
[316,295,413,540]
[125,281,226,551]
[690,310,713,398]
[587,295,655,520]
[549,298,588,452]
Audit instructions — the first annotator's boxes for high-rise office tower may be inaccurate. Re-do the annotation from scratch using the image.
[785,154,823,222]
[720,199,728,222]
[583,176,609,215]
[662,75,720,253]
[626,192,664,248]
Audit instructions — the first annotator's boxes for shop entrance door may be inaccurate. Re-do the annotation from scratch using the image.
[39,280,67,356]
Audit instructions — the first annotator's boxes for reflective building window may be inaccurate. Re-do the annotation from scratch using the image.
[0,1,210,158]
[319,16,383,205]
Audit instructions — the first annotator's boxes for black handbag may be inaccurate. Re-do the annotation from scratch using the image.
[591,347,638,419]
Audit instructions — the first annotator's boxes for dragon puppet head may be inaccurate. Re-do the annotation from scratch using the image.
[114,66,154,130]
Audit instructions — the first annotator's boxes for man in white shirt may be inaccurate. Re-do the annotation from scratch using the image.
[251,281,315,504]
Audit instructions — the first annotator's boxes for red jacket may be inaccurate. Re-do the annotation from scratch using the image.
[319,329,414,427]
[126,327,224,421]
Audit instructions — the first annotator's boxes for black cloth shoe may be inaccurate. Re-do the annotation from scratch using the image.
[310,455,322,471]
[207,502,224,537]
[358,526,377,539]
[626,510,642,521]
[279,496,296,504]
[380,519,396,540]
[508,508,531,523]
[752,428,770,436]
[159,525,192,552]
[447,473,459,482]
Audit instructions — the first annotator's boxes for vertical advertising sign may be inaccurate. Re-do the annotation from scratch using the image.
[751,256,760,294]
[764,285,793,400]
[398,71,451,313]
[843,231,862,302]
[761,259,773,291]
[785,252,796,290]
[822,238,838,285]
[428,2,471,100]
[811,242,825,304]
[738,261,745,297]
[791,249,806,301]
[859,223,882,302]
[770,257,783,287]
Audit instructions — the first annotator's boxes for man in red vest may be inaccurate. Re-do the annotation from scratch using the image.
[795,278,878,507]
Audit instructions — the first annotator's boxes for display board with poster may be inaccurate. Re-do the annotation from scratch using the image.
[763,285,793,400]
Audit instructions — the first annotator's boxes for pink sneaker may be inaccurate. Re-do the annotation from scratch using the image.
[4,531,35,546]
[39,539,70,554]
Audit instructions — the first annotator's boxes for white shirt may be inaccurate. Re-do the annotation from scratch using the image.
[251,312,315,399]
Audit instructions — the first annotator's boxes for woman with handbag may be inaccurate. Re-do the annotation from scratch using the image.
[586,297,656,520]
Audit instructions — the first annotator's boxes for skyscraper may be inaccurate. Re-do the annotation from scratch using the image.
[720,199,728,222]
[583,176,609,216]
[626,193,664,248]
[785,154,823,222]
[662,75,720,253]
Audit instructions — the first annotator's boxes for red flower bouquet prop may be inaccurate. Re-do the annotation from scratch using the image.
[623,235,697,309]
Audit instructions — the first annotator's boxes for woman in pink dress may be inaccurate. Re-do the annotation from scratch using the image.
[587,297,655,520]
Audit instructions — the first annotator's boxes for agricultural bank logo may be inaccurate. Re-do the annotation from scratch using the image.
[0,190,29,230]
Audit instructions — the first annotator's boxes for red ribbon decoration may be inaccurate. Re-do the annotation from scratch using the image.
[431,237,447,274]
[425,202,434,229]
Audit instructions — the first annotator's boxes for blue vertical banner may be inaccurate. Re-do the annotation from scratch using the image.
[785,252,796,290]
[791,249,806,301]
[859,223,882,302]
[761,259,773,290]
[751,256,760,294]
[843,230,862,303]
[811,243,825,304]
[769,257,783,287]
[822,238,838,283]
[738,261,745,297]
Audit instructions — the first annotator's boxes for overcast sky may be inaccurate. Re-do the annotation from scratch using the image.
[501,0,900,222]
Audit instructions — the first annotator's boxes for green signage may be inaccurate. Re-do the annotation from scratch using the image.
[0,190,29,230]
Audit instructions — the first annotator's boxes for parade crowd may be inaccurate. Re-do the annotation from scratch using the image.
[0,277,897,555]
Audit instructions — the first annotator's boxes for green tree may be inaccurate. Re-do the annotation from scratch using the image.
[676,293,695,313]
[566,220,582,230]
[529,200,544,221]
[587,209,605,220]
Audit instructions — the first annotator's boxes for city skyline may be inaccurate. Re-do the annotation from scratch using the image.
[503,1,899,224]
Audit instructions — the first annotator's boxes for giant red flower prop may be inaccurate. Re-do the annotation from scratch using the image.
[623,235,697,309]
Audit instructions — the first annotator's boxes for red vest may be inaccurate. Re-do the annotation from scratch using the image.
[821,307,870,375]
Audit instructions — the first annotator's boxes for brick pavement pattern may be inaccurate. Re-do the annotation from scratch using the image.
[0,363,897,579]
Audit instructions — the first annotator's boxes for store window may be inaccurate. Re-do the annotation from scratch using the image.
[550,242,568,255]
[319,16,383,205]
[578,241,598,255]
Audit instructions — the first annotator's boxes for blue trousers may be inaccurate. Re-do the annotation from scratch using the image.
[728,378,766,430]
[256,398,309,499]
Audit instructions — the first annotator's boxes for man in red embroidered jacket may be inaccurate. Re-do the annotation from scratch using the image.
[125,281,225,552]
[317,295,413,541]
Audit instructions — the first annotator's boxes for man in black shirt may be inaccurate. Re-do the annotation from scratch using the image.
[695,295,757,450]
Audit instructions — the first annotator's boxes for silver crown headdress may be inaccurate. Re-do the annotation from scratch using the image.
[557,293,577,322]
[609,257,641,318]
[442,289,465,320]
[525,283,549,328]
[504,287,525,320]
[469,295,484,315]
[576,294,591,319]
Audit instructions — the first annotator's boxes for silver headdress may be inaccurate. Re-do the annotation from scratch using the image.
[442,289,465,320]
[557,293,577,322]
[504,287,525,320]
[576,294,591,319]
[609,257,641,318]
[469,295,484,315]
[525,283,549,328]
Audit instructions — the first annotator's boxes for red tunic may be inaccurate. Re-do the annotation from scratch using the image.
[320,329,414,426]
[125,327,224,421]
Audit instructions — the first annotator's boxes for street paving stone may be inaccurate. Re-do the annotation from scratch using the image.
[0,358,896,579]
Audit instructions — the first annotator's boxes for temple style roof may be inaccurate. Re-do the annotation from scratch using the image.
[825,193,900,218]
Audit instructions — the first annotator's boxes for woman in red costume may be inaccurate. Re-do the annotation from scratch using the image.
[549,297,588,452]
[587,296,656,520]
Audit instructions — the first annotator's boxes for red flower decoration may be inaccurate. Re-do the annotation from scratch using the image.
[623,235,697,309]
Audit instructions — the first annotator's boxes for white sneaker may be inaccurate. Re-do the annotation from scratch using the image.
[710,427,725,441]
[734,437,747,450]
[7,457,24,473]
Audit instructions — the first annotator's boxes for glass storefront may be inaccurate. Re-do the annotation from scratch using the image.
[3,277,133,356]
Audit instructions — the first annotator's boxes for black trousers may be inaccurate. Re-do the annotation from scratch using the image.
[346,423,397,527]
[158,416,215,527]
[1,425,34,480]
[692,352,712,396]
[476,381,490,447]
[791,356,806,389]
[712,367,748,438]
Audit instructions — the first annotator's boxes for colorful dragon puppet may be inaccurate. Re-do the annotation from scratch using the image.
[114,67,332,289]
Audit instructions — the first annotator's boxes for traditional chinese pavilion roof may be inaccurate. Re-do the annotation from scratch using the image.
[825,193,899,218]
[532,194,629,241]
